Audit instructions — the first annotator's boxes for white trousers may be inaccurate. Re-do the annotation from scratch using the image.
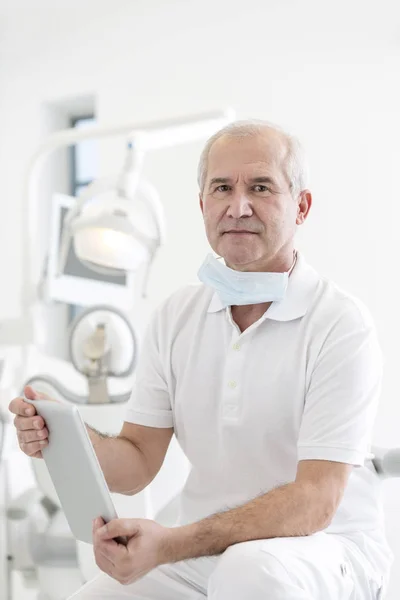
[69,532,385,600]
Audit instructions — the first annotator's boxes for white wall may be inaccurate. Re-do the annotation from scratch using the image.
[1,0,400,595]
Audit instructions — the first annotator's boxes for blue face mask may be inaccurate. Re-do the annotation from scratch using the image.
[198,253,291,308]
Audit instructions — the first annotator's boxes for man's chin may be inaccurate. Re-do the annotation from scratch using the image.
[214,237,264,267]
[219,250,264,270]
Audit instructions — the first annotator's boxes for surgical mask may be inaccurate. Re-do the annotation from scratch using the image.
[198,253,295,308]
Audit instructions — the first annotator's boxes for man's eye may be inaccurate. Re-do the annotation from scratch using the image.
[253,185,270,193]
[215,185,230,192]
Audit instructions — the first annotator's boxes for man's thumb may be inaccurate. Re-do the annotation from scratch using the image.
[23,385,53,402]
[24,385,38,400]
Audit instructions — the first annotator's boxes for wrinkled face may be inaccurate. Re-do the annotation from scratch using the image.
[200,132,310,271]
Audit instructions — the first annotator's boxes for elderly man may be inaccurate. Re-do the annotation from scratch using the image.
[10,120,392,599]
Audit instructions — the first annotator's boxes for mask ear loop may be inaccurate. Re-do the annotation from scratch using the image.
[287,250,298,276]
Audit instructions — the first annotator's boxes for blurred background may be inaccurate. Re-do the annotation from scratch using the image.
[0,0,399,598]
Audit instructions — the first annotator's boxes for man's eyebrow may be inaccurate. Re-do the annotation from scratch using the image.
[208,175,278,189]
[208,177,231,189]
[248,176,277,185]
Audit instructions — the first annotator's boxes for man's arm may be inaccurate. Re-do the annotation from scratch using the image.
[9,390,173,496]
[163,459,351,562]
[87,422,173,495]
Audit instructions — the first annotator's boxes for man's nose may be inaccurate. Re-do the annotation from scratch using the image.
[226,192,253,219]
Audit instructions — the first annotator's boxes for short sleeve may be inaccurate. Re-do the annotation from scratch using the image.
[298,302,383,466]
[124,310,173,428]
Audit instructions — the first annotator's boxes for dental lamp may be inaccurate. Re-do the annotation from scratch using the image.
[58,145,166,295]
[43,110,235,293]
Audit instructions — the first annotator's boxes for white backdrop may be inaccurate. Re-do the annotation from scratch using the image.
[0,0,400,596]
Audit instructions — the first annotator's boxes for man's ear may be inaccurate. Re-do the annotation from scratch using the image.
[296,190,312,225]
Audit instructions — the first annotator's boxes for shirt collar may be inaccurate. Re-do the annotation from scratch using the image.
[206,252,320,322]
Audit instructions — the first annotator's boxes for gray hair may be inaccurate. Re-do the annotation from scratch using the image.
[197,119,308,196]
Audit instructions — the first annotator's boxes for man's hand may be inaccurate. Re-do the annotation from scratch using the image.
[93,517,172,585]
[8,385,52,458]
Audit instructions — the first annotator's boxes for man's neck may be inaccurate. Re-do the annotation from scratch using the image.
[231,302,272,333]
[229,250,297,332]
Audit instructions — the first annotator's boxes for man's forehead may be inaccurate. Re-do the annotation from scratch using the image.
[207,161,276,179]
[207,133,287,180]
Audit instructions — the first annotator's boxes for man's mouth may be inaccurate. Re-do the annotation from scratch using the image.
[223,230,257,234]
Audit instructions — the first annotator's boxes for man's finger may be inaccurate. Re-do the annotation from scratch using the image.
[92,517,105,539]
[9,386,56,419]
[31,450,43,459]
[24,386,38,400]
[18,426,49,444]
[93,519,124,554]
[9,385,43,417]
[96,539,121,563]
[96,518,140,541]
[9,397,36,417]
[94,546,117,574]
[24,385,55,402]
[93,517,105,530]
[14,415,45,432]
[20,440,49,456]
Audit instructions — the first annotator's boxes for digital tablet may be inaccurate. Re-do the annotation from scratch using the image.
[24,397,127,545]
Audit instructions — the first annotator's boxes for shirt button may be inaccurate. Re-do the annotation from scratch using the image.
[228,381,237,389]
[232,343,241,350]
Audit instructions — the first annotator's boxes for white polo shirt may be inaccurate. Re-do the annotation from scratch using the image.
[125,252,392,575]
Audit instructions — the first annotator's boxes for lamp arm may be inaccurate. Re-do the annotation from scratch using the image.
[21,108,234,342]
